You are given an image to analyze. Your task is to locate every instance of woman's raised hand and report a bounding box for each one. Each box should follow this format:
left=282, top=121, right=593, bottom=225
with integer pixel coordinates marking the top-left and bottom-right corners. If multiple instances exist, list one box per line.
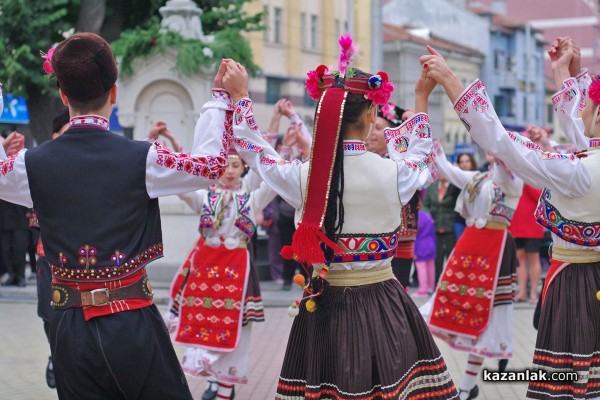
left=223, top=60, right=249, bottom=103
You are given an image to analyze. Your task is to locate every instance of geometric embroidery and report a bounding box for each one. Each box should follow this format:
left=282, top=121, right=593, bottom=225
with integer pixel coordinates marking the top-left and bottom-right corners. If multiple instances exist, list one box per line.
left=175, top=243, right=248, bottom=351
left=430, top=227, right=505, bottom=339
left=535, top=189, right=600, bottom=246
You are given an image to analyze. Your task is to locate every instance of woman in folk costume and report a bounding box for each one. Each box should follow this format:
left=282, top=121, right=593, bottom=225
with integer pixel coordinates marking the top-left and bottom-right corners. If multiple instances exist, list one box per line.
left=420, top=140, right=522, bottom=399
left=369, top=103, right=421, bottom=290
left=421, top=35, right=600, bottom=399
left=223, top=36, right=458, bottom=399
left=166, top=147, right=276, bottom=400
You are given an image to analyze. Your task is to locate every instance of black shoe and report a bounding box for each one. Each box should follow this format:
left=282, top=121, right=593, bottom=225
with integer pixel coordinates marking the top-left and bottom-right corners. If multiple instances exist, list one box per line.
left=202, top=381, right=218, bottom=400
left=498, top=358, right=509, bottom=372
left=458, top=384, right=479, bottom=400
left=2, top=275, right=17, bottom=286
left=46, top=357, right=56, bottom=389
left=16, top=277, right=26, bottom=287
left=282, top=282, right=291, bottom=291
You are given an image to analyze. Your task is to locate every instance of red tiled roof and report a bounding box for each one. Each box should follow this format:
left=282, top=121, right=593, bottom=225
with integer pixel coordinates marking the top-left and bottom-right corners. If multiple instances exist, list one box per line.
left=382, top=23, right=483, bottom=57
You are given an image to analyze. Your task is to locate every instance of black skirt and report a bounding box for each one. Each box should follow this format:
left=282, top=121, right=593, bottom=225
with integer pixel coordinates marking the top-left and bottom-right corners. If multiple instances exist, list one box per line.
left=277, top=278, right=458, bottom=399
left=527, top=261, right=600, bottom=399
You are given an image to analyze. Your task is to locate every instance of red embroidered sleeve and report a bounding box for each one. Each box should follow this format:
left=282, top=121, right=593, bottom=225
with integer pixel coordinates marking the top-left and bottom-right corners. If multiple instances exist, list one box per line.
left=153, top=143, right=228, bottom=180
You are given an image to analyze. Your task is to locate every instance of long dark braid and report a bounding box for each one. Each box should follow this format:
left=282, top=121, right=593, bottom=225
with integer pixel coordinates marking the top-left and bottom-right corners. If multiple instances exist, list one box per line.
left=322, top=74, right=373, bottom=263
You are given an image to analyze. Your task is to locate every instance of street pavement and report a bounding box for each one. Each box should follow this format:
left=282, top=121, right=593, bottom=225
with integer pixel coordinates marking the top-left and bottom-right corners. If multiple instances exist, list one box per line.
left=0, top=278, right=537, bottom=400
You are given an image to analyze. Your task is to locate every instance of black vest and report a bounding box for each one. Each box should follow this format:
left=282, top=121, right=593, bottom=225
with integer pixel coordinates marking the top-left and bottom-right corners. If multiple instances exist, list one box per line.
left=25, top=128, right=162, bottom=282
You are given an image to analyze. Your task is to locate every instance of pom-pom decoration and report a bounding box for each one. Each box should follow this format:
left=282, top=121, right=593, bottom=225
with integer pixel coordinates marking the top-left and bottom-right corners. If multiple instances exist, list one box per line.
left=293, top=274, right=306, bottom=288
left=280, top=245, right=295, bottom=260
left=588, top=75, right=600, bottom=106
left=288, top=302, right=300, bottom=317
left=366, top=71, right=394, bottom=106
left=41, top=46, right=55, bottom=75
left=305, top=299, right=317, bottom=312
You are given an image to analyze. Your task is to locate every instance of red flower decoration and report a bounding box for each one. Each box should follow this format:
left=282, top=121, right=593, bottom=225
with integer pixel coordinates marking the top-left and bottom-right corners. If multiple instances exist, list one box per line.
left=589, top=75, right=600, bottom=106
left=41, top=47, right=55, bottom=74
left=305, top=64, right=328, bottom=100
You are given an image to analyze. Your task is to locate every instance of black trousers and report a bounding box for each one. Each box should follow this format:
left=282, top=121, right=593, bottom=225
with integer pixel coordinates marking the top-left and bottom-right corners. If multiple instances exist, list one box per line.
left=50, top=305, right=192, bottom=400
left=0, top=229, right=29, bottom=279
left=391, top=257, right=412, bottom=288
left=434, top=231, right=456, bottom=285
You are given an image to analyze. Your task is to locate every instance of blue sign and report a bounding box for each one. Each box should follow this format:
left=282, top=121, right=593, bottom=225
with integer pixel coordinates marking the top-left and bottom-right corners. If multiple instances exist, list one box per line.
left=109, top=106, right=123, bottom=133
left=0, top=94, right=30, bottom=124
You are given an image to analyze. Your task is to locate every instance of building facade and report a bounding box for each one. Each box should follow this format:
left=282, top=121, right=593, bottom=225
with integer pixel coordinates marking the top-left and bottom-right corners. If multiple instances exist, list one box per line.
left=245, top=0, right=372, bottom=130
left=383, top=24, right=484, bottom=157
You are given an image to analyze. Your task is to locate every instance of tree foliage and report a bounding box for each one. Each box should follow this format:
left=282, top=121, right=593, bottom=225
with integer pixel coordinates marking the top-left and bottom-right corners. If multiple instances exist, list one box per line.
left=112, top=0, right=263, bottom=78
left=0, top=0, right=79, bottom=96
left=0, top=0, right=262, bottom=142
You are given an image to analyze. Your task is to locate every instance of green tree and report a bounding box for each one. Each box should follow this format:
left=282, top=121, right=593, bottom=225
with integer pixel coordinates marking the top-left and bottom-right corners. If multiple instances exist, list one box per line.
left=0, top=0, right=79, bottom=143
left=1, top=0, right=260, bottom=144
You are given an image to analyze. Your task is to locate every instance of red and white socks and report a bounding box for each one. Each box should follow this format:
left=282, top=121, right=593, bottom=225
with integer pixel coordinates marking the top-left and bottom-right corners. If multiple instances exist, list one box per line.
left=459, top=354, right=484, bottom=399
left=216, top=382, right=235, bottom=399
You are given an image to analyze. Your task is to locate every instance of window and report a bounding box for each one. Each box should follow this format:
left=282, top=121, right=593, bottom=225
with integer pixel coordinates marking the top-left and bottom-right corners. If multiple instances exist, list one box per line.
left=494, top=50, right=505, bottom=70
left=506, top=95, right=515, bottom=117
left=546, top=103, right=554, bottom=125
left=301, top=13, right=306, bottom=48
left=266, top=78, right=282, bottom=104
left=311, top=15, right=318, bottom=49
left=263, top=6, right=269, bottom=41
left=274, top=7, right=282, bottom=44
left=303, top=90, right=316, bottom=107
left=494, top=95, right=505, bottom=117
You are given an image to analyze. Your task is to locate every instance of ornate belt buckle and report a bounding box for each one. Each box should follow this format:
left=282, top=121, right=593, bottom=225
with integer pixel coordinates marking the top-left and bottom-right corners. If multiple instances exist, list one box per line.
left=90, top=288, right=110, bottom=306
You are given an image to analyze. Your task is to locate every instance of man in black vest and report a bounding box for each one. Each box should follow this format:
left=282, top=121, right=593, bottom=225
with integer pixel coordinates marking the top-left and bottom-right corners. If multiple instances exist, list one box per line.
left=0, top=33, right=233, bottom=399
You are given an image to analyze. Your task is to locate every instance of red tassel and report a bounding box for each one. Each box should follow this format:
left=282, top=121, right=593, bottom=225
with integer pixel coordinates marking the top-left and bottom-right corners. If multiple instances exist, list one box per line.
left=280, top=246, right=295, bottom=260
left=290, top=223, right=343, bottom=265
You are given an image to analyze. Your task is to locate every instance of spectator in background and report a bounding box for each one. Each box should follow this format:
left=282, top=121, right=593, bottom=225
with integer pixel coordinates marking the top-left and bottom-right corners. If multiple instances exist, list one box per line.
left=449, top=153, right=477, bottom=240
left=0, top=129, right=29, bottom=287
left=510, top=125, right=554, bottom=304
left=423, top=174, right=459, bottom=285
left=262, top=98, right=312, bottom=290
left=413, top=207, right=436, bottom=296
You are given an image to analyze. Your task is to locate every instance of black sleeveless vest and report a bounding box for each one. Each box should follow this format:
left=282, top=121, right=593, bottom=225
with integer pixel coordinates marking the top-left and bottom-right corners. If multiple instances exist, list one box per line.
left=25, top=128, right=162, bottom=282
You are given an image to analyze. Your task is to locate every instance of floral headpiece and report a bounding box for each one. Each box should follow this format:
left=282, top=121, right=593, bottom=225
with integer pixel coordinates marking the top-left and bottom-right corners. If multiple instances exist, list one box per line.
left=589, top=75, right=600, bottom=106
left=379, top=102, right=407, bottom=127
left=41, top=46, right=55, bottom=75
left=305, top=35, right=394, bottom=106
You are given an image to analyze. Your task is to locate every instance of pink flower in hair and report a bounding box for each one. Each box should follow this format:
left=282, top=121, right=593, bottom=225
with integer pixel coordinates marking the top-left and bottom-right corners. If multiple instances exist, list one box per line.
left=305, top=64, right=328, bottom=100
left=338, top=34, right=358, bottom=77
left=588, top=75, right=600, bottom=105
left=366, top=71, right=394, bottom=105
left=381, top=102, right=398, bottom=121
left=41, top=46, right=55, bottom=74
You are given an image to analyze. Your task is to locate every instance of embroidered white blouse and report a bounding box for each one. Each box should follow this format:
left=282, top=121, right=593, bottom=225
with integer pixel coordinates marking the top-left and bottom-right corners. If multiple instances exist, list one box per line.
left=232, top=97, right=434, bottom=271
left=454, top=78, right=600, bottom=252
left=0, top=88, right=233, bottom=207
left=433, top=144, right=522, bottom=229
left=178, top=179, right=276, bottom=248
